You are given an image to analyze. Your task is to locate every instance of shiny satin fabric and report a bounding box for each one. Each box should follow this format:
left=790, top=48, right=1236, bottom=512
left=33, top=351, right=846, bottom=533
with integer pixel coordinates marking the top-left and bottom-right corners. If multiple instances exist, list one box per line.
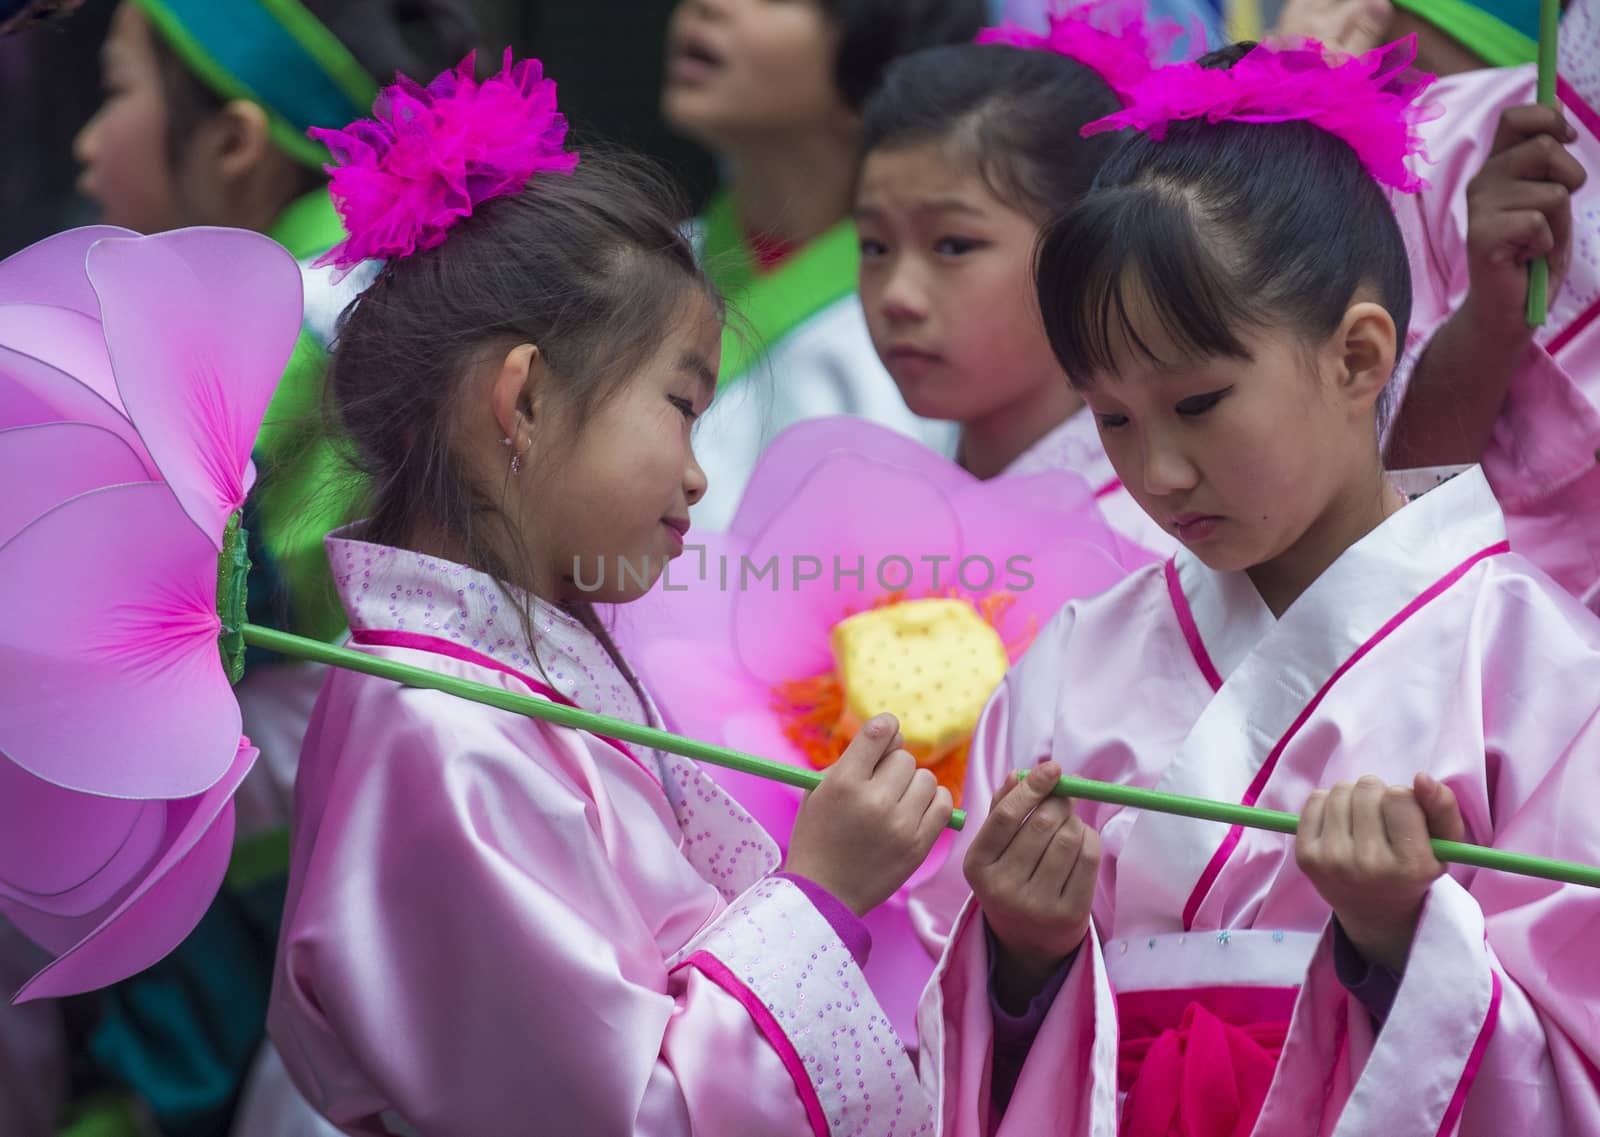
left=267, top=536, right=933, bottom=1137
left=913, top=468, right=1600, bottom=1136
left=1390, top=34, right=1600, bottom=603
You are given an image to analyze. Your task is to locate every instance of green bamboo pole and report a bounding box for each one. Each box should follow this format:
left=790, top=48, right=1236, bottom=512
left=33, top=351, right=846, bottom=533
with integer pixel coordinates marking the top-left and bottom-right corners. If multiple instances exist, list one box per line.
left=242, top=622, right=1600, bottom=888
left=1526, top=0, right=1561, bottom=327
left=243, top=623, right=968, bottom=830
left=1019, top=771, right=1600, bottom=889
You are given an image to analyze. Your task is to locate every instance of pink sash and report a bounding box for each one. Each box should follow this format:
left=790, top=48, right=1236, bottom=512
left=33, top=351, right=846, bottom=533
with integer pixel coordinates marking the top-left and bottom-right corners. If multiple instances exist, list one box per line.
left=1117, top=986, right=1298, bottom=1137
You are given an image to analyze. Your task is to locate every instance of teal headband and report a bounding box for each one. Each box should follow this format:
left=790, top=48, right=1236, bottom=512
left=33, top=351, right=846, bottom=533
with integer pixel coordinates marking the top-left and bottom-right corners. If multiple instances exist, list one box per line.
left=1389, top=0, right=1541, bottom=65
left=133, top=0, right=379, bottom=167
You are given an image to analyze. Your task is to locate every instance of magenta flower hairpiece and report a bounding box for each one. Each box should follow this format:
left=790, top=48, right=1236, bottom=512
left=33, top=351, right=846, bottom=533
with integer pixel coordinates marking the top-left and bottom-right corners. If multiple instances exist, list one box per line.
left=976, top=0, right=1197, bottom=104
left=1081, top=34, right=1441, bottom=193
left=311, top=48, right=580, bottom=270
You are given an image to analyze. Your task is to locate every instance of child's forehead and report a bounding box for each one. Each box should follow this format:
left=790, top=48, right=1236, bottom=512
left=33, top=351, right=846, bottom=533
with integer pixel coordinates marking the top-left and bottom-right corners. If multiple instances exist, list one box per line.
left=856, top=140, right=1008, bottom=216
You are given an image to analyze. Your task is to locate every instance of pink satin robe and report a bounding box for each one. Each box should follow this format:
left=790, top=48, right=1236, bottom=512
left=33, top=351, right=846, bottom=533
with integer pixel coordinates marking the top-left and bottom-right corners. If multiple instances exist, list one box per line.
left=911, top=467, right=1600, bottom=1136
left=267, top=536, right=934, bottom=1137
left=1001, top=408, right=1177, bottom=561
left=1391, top=4, right=1600, bottom=605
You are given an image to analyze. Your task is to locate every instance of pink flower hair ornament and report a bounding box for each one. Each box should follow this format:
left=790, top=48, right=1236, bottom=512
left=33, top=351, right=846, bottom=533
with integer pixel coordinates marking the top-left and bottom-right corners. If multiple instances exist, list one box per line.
left=976, top=0, right=1200, bottom=104
left=1081, top=33, right=1442, bottom=193
left=310, top=48, right=580, bottom=270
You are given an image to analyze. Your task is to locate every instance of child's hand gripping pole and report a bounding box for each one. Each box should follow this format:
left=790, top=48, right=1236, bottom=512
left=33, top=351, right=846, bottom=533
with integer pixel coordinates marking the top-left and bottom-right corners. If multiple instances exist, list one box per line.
left=1015, top=769, right=1600, bottom=889
left=1527, top=0, right=1562, bottom=327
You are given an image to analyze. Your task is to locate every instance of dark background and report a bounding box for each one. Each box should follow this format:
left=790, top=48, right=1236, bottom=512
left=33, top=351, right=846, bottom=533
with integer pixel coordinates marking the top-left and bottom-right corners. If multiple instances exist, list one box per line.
left=0, top=0, right=723, bottom=257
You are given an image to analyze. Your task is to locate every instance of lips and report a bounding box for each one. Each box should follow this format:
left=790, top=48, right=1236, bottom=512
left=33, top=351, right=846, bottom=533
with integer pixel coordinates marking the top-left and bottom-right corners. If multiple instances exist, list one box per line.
left=1169, top=513, right=1222, bottom=542
left=667, top=29, right=726, bottom=83
left=662, top=517, right=691, bottom=549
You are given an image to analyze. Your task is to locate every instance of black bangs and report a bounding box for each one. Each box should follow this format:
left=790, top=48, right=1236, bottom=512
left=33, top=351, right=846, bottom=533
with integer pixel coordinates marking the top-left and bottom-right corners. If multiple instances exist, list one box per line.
left=1036, top=116, right=1413, bottom=389
left=1036, top=183, right=1257, bottom=385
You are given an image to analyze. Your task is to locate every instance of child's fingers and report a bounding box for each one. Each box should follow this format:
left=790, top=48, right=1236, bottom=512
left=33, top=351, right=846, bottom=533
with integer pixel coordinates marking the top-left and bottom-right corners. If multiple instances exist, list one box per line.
left=1479, top=210, right=1556, bottom=266
left=965, top=763, right=1064, bottom=868
left=1490, top=104, right=1577, bottom=155
left=1295, top=788, right=1328, bottom=871
left=1380, top=784, right=1440, bottom=873
left=1414, top=772, right=1467, bottom=843
left=1349, top=775, right=1389, bottom=861
left=901, top=765, right=938, bottom=818
left=1035, top=812, right=1087, bottom=895
left=915, top=785, right=955, bottom=849
left=1058, top=824, right=1102, bottom=916
left=874, top=747, right=919, bottom=799
left=1322, top=782, right=1356, bottom=862
left=832, top=713, right=899, bottom=780
left=1490, top=133, right=1589, bottom=192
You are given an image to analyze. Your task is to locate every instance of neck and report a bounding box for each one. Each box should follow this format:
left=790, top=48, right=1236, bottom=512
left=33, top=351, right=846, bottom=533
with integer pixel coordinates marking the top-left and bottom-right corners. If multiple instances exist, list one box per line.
left=725, top=126, right=859, bottom=246
left=958, top=381, right=1086, bottom=481
left=1247, top=461, right=1405, bottom=617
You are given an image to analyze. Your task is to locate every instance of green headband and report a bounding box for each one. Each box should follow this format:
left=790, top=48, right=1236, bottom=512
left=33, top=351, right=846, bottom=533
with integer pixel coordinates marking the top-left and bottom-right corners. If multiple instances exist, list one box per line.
left=133, top=0, right=379, bottom=168
left=1389, top=0, right=1541, bottom=66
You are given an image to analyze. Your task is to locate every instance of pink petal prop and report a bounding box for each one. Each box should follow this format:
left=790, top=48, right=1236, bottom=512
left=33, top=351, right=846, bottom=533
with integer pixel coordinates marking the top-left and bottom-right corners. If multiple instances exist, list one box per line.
left=5, top=741, right=255, bottom=1002
left=720, top=710, right=818, bottom=845
left=0, top=756, right=164, bottom=913
left=86, top=228, right=304, bottom=546
left=733, top=455, right=963, bottom=683
left=0, top=482, right=240, bottom=798
left=0, top=225, right=136, bottom=313
left=728, top=415, right=971, bottom=538
left=0, top=346, right=153, bottom=470
left=0, top=304, right=123, bottom=417
left=0, top=423, right=149, bottom=547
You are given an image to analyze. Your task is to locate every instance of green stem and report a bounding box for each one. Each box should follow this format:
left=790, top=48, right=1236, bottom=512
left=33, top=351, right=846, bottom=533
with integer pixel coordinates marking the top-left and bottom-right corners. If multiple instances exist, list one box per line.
left=1526, top=0, right=1561, bottom=328
left=242, top=623, right=968, bottom=830
left=1018, top=772, right=1600, bottom=889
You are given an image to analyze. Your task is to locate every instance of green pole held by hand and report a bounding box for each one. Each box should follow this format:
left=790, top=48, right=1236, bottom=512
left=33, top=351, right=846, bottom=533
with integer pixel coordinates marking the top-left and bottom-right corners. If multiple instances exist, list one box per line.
left=1527, top=0, right=1561, bottom=327
left=1016, top=770, right=1600, bottom=890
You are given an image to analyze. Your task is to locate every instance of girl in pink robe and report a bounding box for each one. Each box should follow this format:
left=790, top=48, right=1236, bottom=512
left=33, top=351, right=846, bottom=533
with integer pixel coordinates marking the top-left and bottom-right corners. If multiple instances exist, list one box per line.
left=852, top=15, right=1178, bottom=562
left=1384, top=0, right=1600, bottom=602
left=911, top=36, right=1600, bottom=1137
left=266, top=57, right=955, bottom=1137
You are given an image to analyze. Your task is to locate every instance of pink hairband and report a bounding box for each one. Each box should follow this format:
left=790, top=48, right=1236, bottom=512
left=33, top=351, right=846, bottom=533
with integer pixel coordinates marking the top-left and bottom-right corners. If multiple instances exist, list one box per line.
left=1080, top=34, right=1442, bottom=193
left=976, top=0, right=1200, bottom=104
left=311, top=48, right=580, bottom=271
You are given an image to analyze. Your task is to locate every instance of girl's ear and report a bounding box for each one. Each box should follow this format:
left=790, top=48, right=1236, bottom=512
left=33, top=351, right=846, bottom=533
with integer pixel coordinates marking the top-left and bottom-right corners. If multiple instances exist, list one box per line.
left=1330, top=300, right=1396, bottom=414
left=205, top=99, right=276, bottom=184
left=489, top=343, right=542, bottom=445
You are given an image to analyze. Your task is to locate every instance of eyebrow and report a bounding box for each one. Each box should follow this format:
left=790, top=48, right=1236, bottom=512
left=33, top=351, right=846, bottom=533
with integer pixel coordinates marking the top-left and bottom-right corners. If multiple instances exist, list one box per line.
left=854, top=197, right=987, bottom=222
left=679, top=352, right=717, bottom=395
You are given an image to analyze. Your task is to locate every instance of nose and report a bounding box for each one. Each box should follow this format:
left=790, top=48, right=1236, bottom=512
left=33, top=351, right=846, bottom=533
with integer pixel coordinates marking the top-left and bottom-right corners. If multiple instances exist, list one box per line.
left=877, top=258, right=927, bottom=326
left=73, top=111, right=101, bottom=169
left=1138, top=432, right=1199, bottom=497
left=684, top=447, right=708, bottom=506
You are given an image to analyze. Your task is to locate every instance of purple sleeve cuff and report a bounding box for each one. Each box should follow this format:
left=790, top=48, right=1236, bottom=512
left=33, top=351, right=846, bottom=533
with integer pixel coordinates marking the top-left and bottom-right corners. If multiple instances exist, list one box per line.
left=1332, top=920, right=1401, bottom=1026
left=773, top=872, right=872, bottom=969
left=986, top=921, right=1077, bottom=1113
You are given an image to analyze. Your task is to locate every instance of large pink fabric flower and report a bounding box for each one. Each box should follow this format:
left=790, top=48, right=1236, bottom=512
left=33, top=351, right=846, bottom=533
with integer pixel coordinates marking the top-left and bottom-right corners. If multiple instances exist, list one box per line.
left=616, top=416, right=1155, bottom=1040
left=0, top=224, right=302, bottom=999
left=311, top=49, right=579, bottom=269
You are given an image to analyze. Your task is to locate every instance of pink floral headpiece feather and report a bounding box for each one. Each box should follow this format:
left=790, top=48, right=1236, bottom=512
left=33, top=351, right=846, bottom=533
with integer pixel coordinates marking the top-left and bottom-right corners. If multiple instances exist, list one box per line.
left=975, top=0, right=1197, bottom=104
left=310, top=49, right=580, bottom=269
left=1080, top=34, right=1441, bottom=193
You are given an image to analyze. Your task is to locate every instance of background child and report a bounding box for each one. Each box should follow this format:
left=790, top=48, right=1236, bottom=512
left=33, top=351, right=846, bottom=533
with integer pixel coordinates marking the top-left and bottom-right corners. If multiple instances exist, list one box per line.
left=269, top=55, right=954, bottom=1137
left=854, top=10, right=1178, bottom=559
left=1384, top=0, right=1598, bottom=603
left=659, top=0, right=988, bottom=529
left=908, top=37, right=1600, bottom=1136
left=39, top=3, right=476, bottom=1135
